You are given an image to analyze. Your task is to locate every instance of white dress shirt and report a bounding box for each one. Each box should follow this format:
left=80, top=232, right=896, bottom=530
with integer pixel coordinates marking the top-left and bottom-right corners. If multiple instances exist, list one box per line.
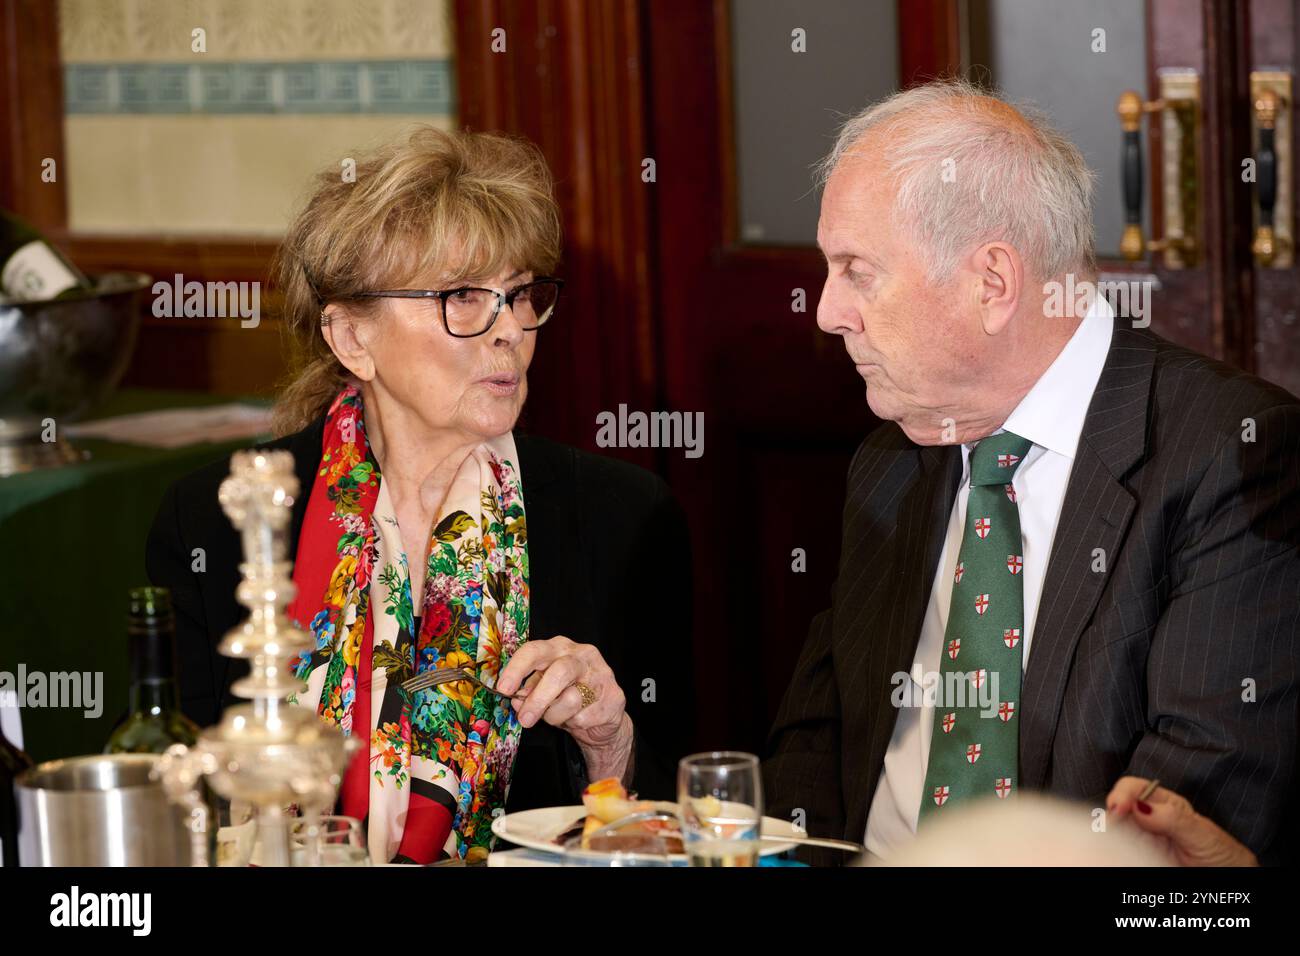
left=863, top=297, right=1115, bottom=859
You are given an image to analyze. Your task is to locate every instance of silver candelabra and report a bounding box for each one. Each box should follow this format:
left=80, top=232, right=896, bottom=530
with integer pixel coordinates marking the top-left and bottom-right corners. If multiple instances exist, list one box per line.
left=157, top=449, right=357, bottom=866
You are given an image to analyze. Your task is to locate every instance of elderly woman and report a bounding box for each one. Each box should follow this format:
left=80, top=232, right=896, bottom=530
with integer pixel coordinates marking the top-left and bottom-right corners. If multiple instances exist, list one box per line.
left=146, top=126, right=692, bottom=864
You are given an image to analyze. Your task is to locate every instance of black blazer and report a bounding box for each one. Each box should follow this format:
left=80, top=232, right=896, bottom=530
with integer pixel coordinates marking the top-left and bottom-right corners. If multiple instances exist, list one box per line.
left=764, top=322, right=1300, bottom=865
left=146, top=420, right=693, bottom=810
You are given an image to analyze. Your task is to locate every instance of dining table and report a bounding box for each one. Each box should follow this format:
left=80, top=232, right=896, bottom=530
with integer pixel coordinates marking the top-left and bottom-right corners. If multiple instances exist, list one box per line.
left=0, top=387, right=272, bottom=762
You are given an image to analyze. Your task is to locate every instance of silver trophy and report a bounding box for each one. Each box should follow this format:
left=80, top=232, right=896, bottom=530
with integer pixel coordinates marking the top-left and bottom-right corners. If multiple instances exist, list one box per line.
left=157, top=449, right=357, bottom=865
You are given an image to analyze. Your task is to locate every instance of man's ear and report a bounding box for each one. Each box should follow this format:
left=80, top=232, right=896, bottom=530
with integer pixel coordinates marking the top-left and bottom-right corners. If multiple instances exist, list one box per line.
left=320, top=305, right=377, bottom=381
left=970, top=242, right=1022, bottom=336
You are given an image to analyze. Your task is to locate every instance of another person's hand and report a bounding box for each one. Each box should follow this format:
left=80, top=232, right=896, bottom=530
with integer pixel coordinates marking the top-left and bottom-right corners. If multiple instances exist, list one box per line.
left=1106, top=776, right=1258, bottom=866
left=497, top=635, right=633, bottom=783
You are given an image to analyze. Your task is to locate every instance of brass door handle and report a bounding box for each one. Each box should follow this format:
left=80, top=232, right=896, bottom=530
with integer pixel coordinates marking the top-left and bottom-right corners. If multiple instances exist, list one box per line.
left=1116, top=72, right=1201, bottom=269
left=1250, top=73, right=1292, bottom=268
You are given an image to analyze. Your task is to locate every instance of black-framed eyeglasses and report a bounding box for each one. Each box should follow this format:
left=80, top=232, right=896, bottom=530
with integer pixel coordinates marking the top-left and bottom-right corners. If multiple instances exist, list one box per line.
left=349, top=277, right=564, bottom=338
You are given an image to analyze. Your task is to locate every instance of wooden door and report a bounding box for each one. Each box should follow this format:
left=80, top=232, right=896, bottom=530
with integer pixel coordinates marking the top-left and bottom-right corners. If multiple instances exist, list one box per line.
left=1248, top=0, right=1300, bottom=397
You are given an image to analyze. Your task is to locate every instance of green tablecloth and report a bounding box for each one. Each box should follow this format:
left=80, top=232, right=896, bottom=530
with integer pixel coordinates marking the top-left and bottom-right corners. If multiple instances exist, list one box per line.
left=0, top=389, right=271, bottom=762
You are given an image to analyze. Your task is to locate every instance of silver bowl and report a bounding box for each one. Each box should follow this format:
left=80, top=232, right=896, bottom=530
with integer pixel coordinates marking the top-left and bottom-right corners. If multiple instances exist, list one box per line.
left=0, top=271, right=151, bottom=475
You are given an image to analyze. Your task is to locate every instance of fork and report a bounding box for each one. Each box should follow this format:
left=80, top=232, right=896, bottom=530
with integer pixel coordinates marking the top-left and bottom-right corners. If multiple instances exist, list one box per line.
left=589, top=810, right=678, bottom=838
left=400, top=665, right=523, bottom=701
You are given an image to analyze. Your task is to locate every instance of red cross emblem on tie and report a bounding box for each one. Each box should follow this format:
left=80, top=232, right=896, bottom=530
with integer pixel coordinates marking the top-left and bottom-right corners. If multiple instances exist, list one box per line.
left=974, top=593, right=990, bottom=615
left=994, top=777, right=1013, bottom=798
left=954, top=561, right=965, bottom=584
left=1005, top=484, right=1017, bottom=503
left=1007, top=554, right=1023, bottom=575
left=997, top=453, right=1021, bottom=468
left=966, top=743, right=981, bottom=764
left=941, top=712, right=956, bottom=734
left=1003, top=627, right=1021, bottom=648
left=998, top=701, right=1016, bottom=722
left=974, top=517, right=991, bottom=538
left=947, top=638, right=961, bottom=660
left=933, top=785, right=950, bottom=806
left=971, top=668, right=988, bottom=690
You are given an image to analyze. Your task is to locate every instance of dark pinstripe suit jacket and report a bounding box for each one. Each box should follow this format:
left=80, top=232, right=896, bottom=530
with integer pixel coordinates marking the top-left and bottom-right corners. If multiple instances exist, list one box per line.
left=764, top=323, right=1300, bottom=865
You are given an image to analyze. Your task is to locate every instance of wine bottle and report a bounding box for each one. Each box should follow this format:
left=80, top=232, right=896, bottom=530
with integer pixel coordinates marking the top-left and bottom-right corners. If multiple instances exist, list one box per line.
left=0, top=209, right=92, bottom=302
left=104, top=587, right=200, bottom=755
left=0, top=723, right=32, bottom=868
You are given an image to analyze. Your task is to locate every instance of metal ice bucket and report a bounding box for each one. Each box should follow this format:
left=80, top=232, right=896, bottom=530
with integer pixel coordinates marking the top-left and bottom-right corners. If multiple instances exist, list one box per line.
left=16, top=754, right=192, bottom=866
left=0, top=271, right=151, bottom=476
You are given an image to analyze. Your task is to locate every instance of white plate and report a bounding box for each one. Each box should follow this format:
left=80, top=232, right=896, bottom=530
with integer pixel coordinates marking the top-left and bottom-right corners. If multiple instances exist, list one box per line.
left=490, top=804, right=799, bottom=861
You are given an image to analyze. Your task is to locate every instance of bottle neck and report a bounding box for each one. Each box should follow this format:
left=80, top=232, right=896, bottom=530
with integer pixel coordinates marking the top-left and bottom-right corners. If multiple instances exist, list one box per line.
left=127, top=625, right=180, bottom=715
left=128, top=676, right=181, bottom=716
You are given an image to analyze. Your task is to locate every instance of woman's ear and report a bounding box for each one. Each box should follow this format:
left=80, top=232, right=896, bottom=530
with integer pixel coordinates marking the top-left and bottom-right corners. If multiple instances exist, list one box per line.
left=320, top=305, right=377, bottom=381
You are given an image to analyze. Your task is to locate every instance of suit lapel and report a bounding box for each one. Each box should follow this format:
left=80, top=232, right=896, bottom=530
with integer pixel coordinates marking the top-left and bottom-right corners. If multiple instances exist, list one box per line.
left=1019, top=325, right=1154, bottom=789
left=844, top=442, right=962, bottom=839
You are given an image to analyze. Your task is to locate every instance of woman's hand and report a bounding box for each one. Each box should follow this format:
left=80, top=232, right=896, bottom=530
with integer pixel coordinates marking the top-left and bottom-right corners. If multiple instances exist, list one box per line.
left=1106, top=776, right=1258, bottom=867
left=497, top=635, right=634, bottom=784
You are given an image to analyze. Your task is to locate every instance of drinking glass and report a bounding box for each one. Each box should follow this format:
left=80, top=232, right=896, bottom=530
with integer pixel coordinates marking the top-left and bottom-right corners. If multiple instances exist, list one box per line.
left=290, top=815, right=369, bottom=867
left=677, top=751, right=763, bottom=866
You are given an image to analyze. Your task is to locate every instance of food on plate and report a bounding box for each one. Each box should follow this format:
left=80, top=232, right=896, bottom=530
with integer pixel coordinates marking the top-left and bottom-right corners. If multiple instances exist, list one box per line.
left=687, top=794, right=723, bottom=820
left=551, top=777, right=684, bottom=854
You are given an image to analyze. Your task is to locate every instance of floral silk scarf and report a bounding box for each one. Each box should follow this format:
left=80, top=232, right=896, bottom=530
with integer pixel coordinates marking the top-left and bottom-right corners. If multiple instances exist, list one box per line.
left=286, top=385, right=529, bottom=863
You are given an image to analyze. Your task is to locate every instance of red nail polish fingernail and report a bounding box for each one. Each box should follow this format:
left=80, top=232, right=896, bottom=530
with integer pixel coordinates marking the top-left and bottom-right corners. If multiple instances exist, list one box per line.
left=1137, top=800, right=1152, bottom=814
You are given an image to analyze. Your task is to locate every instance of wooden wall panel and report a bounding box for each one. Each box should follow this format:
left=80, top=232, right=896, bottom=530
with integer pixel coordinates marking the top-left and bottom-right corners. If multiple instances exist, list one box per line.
left=453, top=0, right=658, bottom=461
left=0, top=0, right=67, bottom=230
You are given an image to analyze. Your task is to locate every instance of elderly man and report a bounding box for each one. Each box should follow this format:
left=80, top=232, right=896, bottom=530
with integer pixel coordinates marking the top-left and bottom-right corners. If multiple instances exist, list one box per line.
left=763, top=80, right=1299, bottom=866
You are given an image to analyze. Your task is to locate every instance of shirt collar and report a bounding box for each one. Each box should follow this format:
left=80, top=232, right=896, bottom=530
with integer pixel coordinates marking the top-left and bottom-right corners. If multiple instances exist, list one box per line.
left=996, top=294, right=1114, bottom=461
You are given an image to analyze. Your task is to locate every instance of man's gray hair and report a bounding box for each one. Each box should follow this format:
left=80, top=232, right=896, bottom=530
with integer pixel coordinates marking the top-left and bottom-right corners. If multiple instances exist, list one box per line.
left=817, top=79, right=1097, bottom=284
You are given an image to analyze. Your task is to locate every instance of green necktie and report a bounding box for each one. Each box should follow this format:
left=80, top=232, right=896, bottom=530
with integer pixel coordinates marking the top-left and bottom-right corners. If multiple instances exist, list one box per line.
left=918, top=431, right=1033, bottom=824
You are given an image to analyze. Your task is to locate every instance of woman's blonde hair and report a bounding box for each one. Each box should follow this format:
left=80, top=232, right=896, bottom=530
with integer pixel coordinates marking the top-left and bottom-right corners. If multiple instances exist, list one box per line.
left=271, top=125, right=563, bottom=435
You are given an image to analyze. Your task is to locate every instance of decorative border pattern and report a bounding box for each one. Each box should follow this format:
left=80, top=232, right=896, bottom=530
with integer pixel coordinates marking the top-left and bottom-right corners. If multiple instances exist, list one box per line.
left=64, top=60, right=454, bottom=114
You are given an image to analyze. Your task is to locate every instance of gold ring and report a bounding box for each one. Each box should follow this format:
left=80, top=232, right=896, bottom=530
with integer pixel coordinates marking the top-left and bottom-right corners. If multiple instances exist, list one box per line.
left=573, top=682, right=597, bottom=709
